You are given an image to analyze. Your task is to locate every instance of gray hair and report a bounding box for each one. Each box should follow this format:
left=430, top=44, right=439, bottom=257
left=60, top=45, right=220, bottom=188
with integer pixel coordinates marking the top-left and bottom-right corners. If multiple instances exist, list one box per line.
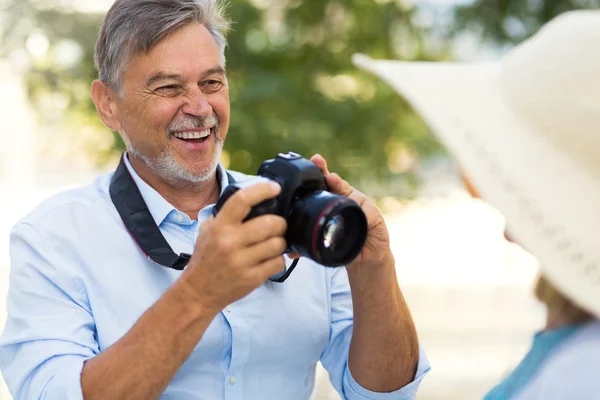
left=94, top=0, right=230, bottom=94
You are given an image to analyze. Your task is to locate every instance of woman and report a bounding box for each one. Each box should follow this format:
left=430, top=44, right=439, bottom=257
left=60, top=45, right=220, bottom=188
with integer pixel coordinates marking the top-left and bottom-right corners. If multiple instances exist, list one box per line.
left=354, top=9, right=600, bottom=400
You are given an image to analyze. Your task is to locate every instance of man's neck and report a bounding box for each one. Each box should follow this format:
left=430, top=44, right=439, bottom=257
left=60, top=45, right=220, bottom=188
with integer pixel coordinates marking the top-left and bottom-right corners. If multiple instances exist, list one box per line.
left=129, top=155, right=221, bottom=221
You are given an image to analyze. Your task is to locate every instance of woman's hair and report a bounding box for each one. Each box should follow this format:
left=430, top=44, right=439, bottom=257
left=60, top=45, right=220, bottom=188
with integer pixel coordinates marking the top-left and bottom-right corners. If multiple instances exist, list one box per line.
left=534, top=274, right=594, bottom=323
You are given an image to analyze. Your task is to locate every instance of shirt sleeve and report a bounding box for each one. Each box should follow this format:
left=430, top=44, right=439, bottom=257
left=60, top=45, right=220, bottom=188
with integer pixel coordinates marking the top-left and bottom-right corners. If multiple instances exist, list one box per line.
left=319, top=267, right=431, bottom=400
left=0, top=223, right=99, bottom=400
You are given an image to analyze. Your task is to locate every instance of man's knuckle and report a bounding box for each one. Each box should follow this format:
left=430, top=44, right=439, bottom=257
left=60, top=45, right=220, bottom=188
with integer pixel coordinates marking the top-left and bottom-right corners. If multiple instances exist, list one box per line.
left=273, top=256, right=286, bottom=272
left=264, top=215, right=286, bottom=233
left=235, top=192, right=248, bottom=205
left=210, top=219, right=225, bottom=234
left=249, top=272, right=266, bottom=287
left=230, top=254, right=244, bottom=268
left=263, top=215, right=278, bottom=227
left=275, top=217, right=287, bottom=232
left=272, top=237, right=286, bottom=252
left=217, top=236, right=235, bottom=253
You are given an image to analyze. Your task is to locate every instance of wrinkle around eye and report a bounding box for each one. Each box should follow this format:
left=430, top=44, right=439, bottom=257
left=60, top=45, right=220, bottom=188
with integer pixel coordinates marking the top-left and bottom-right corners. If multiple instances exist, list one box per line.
left=134, top=88, right=161, bottom=113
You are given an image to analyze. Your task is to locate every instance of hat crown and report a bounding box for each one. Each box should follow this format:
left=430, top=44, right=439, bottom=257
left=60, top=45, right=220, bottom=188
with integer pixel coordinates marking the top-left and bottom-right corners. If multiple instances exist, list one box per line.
left=500, top=10, right=600, bottom=178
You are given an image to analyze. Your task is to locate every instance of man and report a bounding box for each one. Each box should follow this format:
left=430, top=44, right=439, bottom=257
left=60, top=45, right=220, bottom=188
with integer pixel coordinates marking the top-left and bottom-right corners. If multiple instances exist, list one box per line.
left=0, top=1, right=429, bottom=399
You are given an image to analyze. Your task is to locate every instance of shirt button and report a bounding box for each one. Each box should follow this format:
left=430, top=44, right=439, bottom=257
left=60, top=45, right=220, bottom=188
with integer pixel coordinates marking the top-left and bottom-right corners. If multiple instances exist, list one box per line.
left=76, top=279, right=85, bottom=294
left=175, top=213, right=185, bottom=223
left=225, top=306, right=232, bottom=312
left=229, top=375, right=237, bottom=385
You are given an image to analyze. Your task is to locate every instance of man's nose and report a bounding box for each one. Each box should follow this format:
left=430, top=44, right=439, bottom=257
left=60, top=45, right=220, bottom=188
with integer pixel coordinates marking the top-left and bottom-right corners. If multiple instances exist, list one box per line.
left=182, top=87, right=212, bottom=117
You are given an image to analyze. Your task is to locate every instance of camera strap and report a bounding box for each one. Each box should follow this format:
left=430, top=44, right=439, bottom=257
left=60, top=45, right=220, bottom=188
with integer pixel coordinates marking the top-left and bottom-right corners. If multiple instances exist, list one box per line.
left=109, top=154, right=298, bottom=282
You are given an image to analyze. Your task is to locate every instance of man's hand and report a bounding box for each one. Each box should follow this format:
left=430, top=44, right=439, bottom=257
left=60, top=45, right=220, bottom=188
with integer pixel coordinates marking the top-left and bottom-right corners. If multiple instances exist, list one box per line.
left=310, top=154, right=392, bottom=269
left=180, top=181, right=287, bottom=315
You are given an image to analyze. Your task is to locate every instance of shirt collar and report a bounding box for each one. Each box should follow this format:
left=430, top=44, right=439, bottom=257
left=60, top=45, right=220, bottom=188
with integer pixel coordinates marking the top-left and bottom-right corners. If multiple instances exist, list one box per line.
left=123, top=152, right=230, bottom=226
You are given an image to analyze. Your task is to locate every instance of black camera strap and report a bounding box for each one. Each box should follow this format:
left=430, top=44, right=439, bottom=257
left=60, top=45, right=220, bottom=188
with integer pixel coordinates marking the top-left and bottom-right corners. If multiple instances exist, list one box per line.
left=110, top=154, right=200, bottom=270
left=109, top=153, right=298, bottom=282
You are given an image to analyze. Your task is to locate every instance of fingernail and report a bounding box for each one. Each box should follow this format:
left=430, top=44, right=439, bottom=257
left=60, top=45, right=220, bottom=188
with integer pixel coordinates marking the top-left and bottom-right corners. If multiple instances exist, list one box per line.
left=270, top=182, right=281, bottom=193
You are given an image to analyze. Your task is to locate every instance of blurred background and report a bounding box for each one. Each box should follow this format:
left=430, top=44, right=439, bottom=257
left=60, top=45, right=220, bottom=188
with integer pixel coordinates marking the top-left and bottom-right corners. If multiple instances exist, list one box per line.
left=0, top=0, right=598, bottom=399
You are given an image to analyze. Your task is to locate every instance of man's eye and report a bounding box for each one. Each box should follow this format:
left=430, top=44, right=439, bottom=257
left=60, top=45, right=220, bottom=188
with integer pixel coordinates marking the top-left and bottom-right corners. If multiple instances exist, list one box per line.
left=201, top=80, right=223, bottom=93
left=156, top=85, right=179, bottom=94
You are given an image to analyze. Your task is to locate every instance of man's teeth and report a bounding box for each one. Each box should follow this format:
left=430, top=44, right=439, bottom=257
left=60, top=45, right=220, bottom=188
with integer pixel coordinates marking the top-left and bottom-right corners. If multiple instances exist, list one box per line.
left=173, top=129, right=211, bottom=139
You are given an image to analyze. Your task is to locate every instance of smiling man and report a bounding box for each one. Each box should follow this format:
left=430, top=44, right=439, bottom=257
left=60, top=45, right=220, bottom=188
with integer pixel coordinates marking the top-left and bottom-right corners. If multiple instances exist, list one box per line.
left=0, top=1, right=429, bottom=399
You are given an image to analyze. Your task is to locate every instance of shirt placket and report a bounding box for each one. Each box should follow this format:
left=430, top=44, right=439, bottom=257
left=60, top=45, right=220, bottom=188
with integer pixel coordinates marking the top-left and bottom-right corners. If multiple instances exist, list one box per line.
left=222, top=304, right=250, bottom=399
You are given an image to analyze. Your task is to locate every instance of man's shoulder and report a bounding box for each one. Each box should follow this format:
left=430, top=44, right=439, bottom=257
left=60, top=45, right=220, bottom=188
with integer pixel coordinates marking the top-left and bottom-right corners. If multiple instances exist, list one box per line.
left=15, top=172, right=114, bottom=229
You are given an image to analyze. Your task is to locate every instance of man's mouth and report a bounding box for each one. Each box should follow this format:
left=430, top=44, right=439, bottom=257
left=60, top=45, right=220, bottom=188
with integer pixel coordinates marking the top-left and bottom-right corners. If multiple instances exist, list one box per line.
left=171, top=127, right=213, bottom=143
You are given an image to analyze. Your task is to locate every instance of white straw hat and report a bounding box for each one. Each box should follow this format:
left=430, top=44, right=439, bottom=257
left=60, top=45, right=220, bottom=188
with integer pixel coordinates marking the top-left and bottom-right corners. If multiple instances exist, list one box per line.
left=353, top=10, right=600, bottom=318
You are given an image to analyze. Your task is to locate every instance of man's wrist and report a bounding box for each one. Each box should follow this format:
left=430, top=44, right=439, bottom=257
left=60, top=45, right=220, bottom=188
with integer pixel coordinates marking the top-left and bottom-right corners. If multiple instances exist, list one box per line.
left=347, top=249, right=395, bottom=278
left=170, top=275, right=220, bottom=323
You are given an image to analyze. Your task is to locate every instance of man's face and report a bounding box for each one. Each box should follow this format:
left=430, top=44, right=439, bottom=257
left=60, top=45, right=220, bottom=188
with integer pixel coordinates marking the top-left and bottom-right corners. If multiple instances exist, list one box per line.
left=115, top=22, right=230, bottom=185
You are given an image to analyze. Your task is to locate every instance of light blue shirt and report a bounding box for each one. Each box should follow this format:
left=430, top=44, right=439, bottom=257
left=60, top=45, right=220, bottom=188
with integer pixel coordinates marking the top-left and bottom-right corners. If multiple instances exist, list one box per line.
left=484, top=324, right=581, bottom=399
left=497, top=320, right=600, bottom=400
left=0, top=156, right=430, bottom=400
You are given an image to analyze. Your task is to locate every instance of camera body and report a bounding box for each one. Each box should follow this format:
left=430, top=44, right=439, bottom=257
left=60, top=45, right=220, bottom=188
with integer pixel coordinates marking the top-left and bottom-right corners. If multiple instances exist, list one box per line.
left=213, top=152, right=367, bottom=267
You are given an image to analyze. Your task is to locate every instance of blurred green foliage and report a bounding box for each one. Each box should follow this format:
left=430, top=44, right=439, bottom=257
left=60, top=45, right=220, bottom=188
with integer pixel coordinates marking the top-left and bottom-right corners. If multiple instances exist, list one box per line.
left=222, top=0, right=447, bottom=195
left=454, top=0, right=600, bottom=44
left=2, top=0, right=597, bottom=196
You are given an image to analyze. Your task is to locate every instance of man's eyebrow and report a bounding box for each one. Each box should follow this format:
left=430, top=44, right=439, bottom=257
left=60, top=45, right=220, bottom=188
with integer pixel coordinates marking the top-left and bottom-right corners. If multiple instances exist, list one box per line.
left=202, top=67, right=227, bottom=78
left=145, top=72, right=182, bottom=88
left=145, top=67, right=226, bottom=88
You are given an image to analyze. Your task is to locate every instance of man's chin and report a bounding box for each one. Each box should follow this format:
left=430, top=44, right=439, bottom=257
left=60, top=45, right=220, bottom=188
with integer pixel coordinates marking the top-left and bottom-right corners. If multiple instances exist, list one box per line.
left=171, top=167, right=216, bottom=184
left=173, top=161, right=221, bottom=184
left=145, top=142, right=222, bottom=185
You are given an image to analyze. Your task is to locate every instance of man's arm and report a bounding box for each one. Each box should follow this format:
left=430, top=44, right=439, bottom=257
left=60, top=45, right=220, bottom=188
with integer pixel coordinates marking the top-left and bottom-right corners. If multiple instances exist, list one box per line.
left=346, top=252, right=419, bottom=392
left=1, top=182, right=287, bottom=400
left=310, top=154, right=423, bottom=395
left=80, top=279, right=217, bottom=400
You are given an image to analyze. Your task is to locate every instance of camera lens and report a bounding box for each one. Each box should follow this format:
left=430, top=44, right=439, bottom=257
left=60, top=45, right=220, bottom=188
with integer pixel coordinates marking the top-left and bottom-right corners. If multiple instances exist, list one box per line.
left=287, top=191, right=367, bottom=267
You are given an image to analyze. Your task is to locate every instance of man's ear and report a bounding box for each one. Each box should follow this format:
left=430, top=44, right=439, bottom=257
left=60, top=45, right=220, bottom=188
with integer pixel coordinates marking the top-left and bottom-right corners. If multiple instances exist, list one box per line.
left=91, top=80, right=122, bottom=131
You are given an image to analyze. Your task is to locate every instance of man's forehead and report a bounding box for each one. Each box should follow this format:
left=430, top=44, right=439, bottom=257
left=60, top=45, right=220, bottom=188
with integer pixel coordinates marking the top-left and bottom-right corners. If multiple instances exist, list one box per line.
left=124, top=23, right=224, bottom=79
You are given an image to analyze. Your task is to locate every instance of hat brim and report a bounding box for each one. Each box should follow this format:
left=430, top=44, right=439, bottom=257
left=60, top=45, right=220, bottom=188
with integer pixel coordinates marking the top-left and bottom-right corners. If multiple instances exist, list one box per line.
left=353, top=54, right=600, bottom=317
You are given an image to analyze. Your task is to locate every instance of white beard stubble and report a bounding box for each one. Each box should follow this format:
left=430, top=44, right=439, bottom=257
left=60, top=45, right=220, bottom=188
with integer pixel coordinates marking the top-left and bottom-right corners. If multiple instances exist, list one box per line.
left=123, top=114, right=224, bottom=188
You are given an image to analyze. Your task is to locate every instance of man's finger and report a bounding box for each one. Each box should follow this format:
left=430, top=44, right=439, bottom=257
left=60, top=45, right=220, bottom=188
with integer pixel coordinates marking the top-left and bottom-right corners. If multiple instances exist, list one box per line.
left=252, top=255, right=287, bottom=282
left=239, top=215, right=287, bottom=246
left=311, top=155, right=354, bottom=197
left=326, top=173, right=354, bottom=197
left=216, top=181, right=281, bottom=224
left=241, top=237, right=288, bottom=266
left=310, top=154, right=330, bottom=175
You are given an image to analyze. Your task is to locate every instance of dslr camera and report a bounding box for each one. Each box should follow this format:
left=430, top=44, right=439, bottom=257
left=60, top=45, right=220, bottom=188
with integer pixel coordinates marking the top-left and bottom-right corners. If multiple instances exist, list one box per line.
left=213, top=152, right=367, bottom=267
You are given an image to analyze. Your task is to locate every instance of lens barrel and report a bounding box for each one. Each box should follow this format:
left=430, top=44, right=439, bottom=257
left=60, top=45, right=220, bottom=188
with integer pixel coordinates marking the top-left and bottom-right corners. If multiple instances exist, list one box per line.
left=288, top=191, right=367, bottom=267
